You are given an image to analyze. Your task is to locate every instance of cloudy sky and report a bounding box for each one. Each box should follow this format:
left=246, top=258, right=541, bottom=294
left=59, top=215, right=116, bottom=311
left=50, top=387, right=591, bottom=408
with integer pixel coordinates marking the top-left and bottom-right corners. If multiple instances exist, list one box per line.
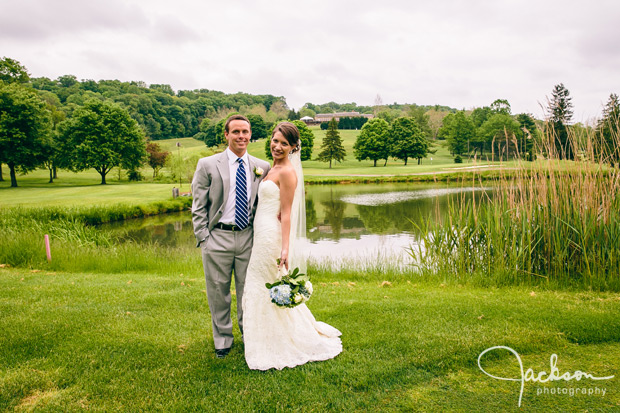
left=2, top=0, right=619, bottom=122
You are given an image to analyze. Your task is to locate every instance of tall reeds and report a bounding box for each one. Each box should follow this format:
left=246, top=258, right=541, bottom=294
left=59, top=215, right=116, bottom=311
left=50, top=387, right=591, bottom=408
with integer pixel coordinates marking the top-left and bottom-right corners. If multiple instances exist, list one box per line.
left=412, top=123, right=620, bottom=290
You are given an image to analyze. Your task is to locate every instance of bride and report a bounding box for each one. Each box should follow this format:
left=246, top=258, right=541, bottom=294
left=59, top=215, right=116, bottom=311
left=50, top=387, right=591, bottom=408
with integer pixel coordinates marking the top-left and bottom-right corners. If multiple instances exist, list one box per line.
left=242, top=122, right=342, bottom=370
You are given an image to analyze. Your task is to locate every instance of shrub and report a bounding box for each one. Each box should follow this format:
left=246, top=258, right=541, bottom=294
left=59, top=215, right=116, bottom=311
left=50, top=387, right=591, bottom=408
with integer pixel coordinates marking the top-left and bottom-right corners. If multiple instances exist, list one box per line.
left=128, top=169, right=143, bottom=181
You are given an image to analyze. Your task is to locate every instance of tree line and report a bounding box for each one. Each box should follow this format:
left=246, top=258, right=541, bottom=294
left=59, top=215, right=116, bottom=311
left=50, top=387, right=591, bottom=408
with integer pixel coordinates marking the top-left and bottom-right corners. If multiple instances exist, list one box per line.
left=29, top=74, right=288, bottom=141
left=318, top=116, right=369, bottom=130
left=436, top=86, right=619, bottom=165
left=0, top=57, right=295, bottom=186
left=437, top=98, right=539, bottom=161
left=1, top=58, right=174, bottom=186
left=2, top=56, right=619, bottom=186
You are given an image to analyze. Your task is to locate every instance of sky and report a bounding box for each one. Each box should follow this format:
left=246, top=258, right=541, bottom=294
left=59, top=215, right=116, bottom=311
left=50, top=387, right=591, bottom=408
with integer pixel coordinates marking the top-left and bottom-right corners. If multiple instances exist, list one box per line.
left=2, top=0, right=619, bottom=122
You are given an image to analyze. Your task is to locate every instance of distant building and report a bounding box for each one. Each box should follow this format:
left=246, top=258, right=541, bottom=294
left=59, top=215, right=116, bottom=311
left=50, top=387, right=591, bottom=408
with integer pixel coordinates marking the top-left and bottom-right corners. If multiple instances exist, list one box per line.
left=314, top=111, right=374, bottom=123
left=299, top=111, right=374, bottom=125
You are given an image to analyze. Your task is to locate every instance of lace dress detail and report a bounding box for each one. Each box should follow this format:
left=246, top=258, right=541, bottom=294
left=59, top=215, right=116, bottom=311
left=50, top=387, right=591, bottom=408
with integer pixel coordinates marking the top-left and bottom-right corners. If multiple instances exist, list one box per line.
left=243, top=180, right=342, bottom=370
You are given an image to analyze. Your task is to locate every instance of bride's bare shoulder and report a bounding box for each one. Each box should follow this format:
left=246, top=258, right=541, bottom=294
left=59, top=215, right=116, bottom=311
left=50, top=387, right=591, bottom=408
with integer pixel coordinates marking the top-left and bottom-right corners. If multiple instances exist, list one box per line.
left=279, top=165, right=297, bottom=189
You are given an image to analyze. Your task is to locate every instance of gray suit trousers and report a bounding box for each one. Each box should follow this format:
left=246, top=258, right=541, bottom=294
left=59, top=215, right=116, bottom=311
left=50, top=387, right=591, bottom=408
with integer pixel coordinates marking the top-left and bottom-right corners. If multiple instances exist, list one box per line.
left=201, top=226, right=253, bottom=350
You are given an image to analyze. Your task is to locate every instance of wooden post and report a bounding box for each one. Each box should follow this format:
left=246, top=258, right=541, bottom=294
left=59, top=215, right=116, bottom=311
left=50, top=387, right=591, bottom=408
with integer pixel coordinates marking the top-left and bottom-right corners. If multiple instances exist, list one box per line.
left=44, top=234, right=51, bottom=262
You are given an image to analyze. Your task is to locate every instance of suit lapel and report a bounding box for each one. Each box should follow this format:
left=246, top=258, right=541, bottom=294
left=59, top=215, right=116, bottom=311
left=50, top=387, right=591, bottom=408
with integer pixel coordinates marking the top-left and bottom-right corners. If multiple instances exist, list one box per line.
left=216, top=151, right=230, bottom=209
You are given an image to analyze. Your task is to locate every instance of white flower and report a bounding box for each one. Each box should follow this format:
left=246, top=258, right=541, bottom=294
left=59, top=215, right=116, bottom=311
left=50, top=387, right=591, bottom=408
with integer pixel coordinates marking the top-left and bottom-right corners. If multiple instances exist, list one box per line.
left=254, top=166, right=264, bottom=177
left=294, top=293, right=303, bottom=303
left=305, top=281, right=313, bottom=295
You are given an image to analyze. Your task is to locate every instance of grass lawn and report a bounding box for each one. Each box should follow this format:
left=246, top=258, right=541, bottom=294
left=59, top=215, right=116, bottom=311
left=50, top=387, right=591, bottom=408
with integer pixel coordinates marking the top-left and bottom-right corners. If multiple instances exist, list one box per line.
left=0, top=174, right=182, bottom=207
left=153, top=128, right=506, bottom=177
left=247, top=127, right=509, bottom=177
left=1, top=267, right=619, bottom=411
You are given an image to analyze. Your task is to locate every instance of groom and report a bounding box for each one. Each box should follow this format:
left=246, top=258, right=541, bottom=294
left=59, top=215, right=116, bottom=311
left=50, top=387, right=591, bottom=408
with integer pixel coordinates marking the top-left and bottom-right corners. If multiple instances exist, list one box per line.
left=191, top=114, right=270, bottom=358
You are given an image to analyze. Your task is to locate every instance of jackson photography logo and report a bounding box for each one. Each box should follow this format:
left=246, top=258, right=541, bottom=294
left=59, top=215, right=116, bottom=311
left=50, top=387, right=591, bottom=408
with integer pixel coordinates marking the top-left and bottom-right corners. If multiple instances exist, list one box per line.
left=477, top=346, right=615, bottom=407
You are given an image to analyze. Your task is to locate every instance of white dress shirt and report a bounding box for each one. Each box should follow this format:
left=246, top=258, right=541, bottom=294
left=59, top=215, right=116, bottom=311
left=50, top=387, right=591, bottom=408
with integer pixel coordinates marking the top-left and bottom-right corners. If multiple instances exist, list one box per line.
left=220, top=148, right=252, bottom=225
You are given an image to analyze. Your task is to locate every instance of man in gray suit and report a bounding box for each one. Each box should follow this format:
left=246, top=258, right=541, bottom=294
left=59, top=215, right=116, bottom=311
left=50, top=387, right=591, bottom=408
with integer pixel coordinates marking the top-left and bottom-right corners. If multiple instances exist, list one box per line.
left=191, top=115, right=270, bottom=358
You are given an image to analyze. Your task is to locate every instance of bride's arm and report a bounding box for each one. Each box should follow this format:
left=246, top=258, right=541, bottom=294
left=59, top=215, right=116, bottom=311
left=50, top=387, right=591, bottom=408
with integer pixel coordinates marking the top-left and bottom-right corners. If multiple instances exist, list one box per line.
left=278, top=167, right=297, bottom=269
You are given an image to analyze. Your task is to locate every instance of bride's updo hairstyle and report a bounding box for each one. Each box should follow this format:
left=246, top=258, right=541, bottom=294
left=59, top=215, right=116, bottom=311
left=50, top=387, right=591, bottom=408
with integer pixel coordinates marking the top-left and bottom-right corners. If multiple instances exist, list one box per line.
left=272, top=122, right=301, bottom=153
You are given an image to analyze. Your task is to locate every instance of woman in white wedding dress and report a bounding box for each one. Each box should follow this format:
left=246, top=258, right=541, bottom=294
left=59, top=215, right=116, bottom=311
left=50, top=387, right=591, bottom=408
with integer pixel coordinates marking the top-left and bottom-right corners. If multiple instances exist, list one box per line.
left=243, top=122, right=342, bottom=370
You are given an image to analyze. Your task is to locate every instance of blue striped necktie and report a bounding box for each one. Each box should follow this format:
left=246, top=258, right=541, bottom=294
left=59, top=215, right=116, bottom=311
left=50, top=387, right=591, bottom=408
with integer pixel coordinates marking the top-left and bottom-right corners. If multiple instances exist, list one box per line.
left=235, top=158, right=249, bottom=229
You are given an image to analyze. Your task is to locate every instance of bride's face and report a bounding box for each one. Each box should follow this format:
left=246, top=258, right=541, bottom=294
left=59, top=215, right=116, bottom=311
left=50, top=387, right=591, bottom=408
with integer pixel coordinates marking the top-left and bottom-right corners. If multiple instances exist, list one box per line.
left=270, top=131, right=292, bottom=160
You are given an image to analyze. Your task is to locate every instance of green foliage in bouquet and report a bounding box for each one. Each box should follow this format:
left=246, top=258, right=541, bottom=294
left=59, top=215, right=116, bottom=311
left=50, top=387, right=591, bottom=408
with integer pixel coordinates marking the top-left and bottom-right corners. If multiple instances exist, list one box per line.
left=265, top=260, right=313, bottom=307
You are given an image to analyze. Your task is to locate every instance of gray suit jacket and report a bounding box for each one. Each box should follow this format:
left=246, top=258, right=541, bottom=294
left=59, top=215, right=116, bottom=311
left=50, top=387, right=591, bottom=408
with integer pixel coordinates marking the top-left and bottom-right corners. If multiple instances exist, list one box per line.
left=191, top=151, right=270, bottom=246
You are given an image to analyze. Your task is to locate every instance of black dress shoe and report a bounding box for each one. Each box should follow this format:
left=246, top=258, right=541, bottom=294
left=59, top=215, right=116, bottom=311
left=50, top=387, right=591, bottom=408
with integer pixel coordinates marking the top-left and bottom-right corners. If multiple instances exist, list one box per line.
left=215, top=347, right=231, bottom=359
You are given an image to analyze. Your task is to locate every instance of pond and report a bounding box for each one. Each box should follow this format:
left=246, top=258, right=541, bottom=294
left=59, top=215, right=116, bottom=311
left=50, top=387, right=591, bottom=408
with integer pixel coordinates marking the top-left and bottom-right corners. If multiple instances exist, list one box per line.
left=100, top=182, right=493, bottom=269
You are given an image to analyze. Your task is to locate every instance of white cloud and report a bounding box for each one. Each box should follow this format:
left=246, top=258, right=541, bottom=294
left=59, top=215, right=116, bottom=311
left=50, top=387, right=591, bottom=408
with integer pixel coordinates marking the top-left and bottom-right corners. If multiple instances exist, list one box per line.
left=3, top=0, right=619, bottom=121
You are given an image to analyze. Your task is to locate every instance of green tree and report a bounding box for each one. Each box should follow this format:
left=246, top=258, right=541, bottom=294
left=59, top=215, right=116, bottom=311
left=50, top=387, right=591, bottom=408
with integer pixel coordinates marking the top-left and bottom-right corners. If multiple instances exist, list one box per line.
left=40, top=135, right=58, bottom=183
left=0, top=57, right=32, bottom=180
left=338, top=117, right=351, bottom=129
left=40, top=94, right=67, bottom=182
left=478, top=114, right=522, bottom=160
left=354, top=118, right=390, bottom=166
left=194, top=117, right=209, bottom=141
left=490, top=99, right=511, bottom=115
left=438, top=111, right=475, bottom=156
left=198, top=117, right=226, bottom=148
left=299, top=107, right=316, bottom=119
left=469, top=107, right=492, bottom=155
left=287, top=109, right=300, bottom=120
left=547, top=83, right=574, bottom=160
left=317, top=119, right=346, bottom=168
left=246, top=114, right=268, bottom=141
left=390, top=117, right=429, bottom=165
left=292, top=120, right=315, bottom=161
left=516, top=113, right=539, bottom=160
left=596, top=93, right=620, bottom=166
left=408, top=106, right=433, bottom=139
left=58, top=100, right=146, bottom=184
left=470, top=106, right=492, bottom=128
left=0, top=57, right=30, bottom=84
left=0, top=83, right=52, bottom=187
left=376, top=108, right=401, bottom=124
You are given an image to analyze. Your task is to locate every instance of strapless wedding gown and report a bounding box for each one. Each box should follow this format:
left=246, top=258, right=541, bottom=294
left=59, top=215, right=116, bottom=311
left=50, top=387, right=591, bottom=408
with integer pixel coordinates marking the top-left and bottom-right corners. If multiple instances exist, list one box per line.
left=242, top=180, right=342, bottom=370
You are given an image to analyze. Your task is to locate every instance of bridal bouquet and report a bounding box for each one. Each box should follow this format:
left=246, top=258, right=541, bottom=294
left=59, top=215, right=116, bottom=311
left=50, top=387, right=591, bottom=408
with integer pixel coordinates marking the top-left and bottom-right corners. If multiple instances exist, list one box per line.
left=265, top=261, right=312, bottom=308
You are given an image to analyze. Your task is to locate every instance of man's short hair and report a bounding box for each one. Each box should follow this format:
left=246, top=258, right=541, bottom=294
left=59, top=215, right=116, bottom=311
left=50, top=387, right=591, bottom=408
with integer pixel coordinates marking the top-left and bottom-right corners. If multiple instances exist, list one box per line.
left=225, top=114, right=251, bottom=133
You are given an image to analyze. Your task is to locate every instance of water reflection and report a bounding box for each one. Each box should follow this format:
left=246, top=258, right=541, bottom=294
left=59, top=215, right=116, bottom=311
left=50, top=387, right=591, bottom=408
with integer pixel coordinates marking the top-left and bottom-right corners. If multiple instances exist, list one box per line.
left=100, top=182, right=493, bottom=269
left=342, top=187, right=490, bottom=206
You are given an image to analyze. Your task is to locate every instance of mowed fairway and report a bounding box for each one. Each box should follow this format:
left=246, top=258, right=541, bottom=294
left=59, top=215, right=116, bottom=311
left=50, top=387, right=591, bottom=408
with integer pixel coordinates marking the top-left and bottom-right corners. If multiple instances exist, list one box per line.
left=0, top=138, right=204, bottom=206
left=0, top=168, right=181, bottom=207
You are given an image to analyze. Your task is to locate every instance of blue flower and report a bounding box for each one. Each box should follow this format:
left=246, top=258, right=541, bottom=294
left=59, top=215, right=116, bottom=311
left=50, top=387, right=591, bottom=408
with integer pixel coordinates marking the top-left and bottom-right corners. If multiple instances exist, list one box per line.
left=270, top=284, right=292, bottom=305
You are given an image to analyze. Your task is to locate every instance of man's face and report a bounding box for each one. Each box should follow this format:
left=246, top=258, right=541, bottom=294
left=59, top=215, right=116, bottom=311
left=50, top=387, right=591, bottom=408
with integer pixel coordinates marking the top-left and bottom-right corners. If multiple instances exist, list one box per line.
left=225, top=120, right=251, bottom=156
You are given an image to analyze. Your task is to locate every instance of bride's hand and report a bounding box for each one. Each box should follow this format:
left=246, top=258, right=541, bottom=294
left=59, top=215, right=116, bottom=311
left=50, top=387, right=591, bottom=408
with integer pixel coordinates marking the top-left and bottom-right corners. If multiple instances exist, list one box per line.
left=279, top=249, right=288, bottom=270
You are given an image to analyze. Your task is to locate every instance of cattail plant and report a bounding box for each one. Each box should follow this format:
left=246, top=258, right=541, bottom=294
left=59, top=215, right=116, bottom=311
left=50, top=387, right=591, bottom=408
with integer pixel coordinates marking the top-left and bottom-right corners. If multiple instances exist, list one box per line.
left=412, top=122, right=620, bottom=291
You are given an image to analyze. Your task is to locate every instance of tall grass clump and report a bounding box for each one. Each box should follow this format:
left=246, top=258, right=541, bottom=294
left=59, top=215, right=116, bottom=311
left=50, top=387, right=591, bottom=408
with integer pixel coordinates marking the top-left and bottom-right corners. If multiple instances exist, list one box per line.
left=412, top=124, right=620, bottom=291
left=0, top=197, right=194, bottom=271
